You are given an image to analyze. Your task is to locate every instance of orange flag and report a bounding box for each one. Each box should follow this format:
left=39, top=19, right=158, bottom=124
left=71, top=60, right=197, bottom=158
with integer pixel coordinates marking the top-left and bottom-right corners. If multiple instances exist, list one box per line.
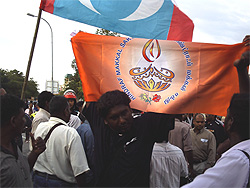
left=71, top=32, right=246, bottom=116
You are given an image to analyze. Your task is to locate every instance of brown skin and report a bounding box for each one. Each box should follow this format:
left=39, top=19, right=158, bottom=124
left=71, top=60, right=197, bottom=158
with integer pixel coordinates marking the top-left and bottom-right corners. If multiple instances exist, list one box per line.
left=205, top=114, right=215, bottom=124
left=52, top=102, right=71, bottom=123
left=193, top=114, right=205, bottom=134
left=68, top=99, right=75, bottom=109
left=216, top=35, right=250, bottom=160
left=104, top=105, right=133, bottom=134
left=28, top=133, right=46, bottom=170
left=233, top=35, right=250, bottom=94
left=0, top=108, right=46, bottom=170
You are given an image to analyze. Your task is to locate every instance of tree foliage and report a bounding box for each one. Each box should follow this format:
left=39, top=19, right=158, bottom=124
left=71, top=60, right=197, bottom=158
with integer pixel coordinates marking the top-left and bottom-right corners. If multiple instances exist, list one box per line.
left=60, top=29, right=120, bottom=101
left=59, top=59, right=84, bottom=100
left=95, top=29, right=120, bottom=37
left=0, top=68, right=39, bottom=99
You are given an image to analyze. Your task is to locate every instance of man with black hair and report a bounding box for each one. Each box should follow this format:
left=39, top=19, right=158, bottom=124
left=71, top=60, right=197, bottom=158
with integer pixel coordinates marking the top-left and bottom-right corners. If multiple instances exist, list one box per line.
left=169, top=114, right=194, bottom=177
left=33, top=96, right=90, bottom=187
left=150, top=128, right=188, bottom=188
left=31, top=91, right=54, bottom=135
left=82, top=90, right=174, bottom=187
left=205, top=114, right=228, bottom=148
left=0, top=94, right=46, bottom=187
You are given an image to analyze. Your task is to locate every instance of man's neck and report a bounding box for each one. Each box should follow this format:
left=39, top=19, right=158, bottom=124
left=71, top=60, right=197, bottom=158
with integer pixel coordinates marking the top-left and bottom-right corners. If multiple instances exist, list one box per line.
left=229, top=132, right=243, bottom=147
left=194, top=128, right=202, bottom=134
left=0, top=129, right=15, bottom=153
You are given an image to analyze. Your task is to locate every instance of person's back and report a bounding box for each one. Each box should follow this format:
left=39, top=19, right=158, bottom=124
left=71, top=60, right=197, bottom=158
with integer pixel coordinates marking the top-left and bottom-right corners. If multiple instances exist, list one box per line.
left=169, top=118, right=192, bottom=152
left=183, top=94, right=250, bottom=188
left=150, top=142, right=188, bottom=188
left=31, top=91, right=54, bottom=135
left=33, top=96, right=90, bottom=187
left=205, top=114, right=228, bottom=148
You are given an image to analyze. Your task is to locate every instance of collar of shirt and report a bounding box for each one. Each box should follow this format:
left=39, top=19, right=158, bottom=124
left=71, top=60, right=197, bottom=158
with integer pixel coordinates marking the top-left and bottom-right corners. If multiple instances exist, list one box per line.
left=192, top=127, right=205, bottom=135
left=49, top=117, right=68, bottom=126
left=39, top=108, right=50, bottom=117
left=175, top=118, right=181, bottom=122
left=224, top=139, right=250, bottom=155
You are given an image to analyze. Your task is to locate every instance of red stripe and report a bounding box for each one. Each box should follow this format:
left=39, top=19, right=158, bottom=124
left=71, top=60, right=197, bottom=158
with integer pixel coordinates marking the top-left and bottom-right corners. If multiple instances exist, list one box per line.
left=167, top=5, right=194, bottom=41
left=40, top=0, right=55, bottom=14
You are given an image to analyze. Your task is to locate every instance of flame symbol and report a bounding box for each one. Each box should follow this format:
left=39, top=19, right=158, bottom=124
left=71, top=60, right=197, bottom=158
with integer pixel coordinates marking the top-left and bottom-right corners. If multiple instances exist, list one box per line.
left=129, top=39, right=174, bottom=92
left=142, top=39, right=161, bottom=62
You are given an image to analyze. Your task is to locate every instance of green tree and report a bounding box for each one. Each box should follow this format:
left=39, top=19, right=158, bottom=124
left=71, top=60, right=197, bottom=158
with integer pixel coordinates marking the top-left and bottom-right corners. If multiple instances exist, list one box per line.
left=0, top=68, right=39, bottom=99
left=59, top=59, right=84, bottom=100
left=60, top=29, right=120, bottom=101
left=95, top=29, right=120, bottom=37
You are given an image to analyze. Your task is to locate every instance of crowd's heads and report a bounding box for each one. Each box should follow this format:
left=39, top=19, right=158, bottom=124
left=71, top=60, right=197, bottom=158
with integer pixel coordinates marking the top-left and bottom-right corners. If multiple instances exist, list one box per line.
left=1, top=94, right=25, bottom=128
left=49, top=96, right=71, bottom=123
left=225, top=93, right=250, bottom=140
left=96, top=90, right=131, bottom=119
left=193, top=113, right=206, bottom=131
left=38, top=91, right=54, bottom=109
left=206, top=114, right=216, bottom=122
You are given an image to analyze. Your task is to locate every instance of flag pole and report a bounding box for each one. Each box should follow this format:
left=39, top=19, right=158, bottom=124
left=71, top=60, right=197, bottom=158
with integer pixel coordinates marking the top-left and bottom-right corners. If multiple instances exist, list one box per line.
left=21, top=8, right=43, bottom=100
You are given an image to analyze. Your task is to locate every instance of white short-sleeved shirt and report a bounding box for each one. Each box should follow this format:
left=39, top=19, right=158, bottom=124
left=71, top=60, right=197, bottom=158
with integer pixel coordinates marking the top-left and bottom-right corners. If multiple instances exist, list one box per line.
left=182, top=139, right=250, bottom=188
left=33, top=117, right=89, bottom=183
left=150, top=142, right=188, bottom=188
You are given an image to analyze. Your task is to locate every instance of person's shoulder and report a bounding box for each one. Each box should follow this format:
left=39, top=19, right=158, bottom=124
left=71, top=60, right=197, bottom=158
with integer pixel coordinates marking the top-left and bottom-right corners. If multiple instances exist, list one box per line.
left=62, top=125, right=80, bottom=136
left=204, top=128, right=216, bottom=138
left=168, top=142, right=182, bottom=151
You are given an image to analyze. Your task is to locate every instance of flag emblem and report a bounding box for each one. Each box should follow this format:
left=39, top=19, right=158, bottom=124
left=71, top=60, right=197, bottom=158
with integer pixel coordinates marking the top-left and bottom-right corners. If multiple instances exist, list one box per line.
left=129, top=39, right=175, bottom=92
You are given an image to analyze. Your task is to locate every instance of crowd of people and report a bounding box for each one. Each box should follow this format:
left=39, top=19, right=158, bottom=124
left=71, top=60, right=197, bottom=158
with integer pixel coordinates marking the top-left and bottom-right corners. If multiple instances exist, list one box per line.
left=0, top=35, right=249, bottom=187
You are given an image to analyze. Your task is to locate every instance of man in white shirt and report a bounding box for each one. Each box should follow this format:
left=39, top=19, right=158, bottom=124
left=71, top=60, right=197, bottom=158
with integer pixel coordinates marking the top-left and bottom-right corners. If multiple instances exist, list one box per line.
left=31, top=91, right=54, bottom=135
left=182, top=93, right=250, bottom=188
left=150, top=136, right=188, bottom=187
left=33, top=96, right=90, bottom=187
left=182, top=45, right=250, bottom=187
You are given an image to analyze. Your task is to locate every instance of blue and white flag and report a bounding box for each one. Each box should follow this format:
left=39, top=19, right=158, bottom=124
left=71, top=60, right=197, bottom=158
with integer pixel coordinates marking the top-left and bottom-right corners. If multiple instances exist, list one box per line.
left=41, top=0, right=194, bottom=41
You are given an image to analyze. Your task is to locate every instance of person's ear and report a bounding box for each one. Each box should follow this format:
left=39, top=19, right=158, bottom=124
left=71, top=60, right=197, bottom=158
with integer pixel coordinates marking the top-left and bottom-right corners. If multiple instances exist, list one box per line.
left=44, top=101, right=50, bottom=111
left=226, top=117, right=234, bottom=132
left=10, top=116, right=16, bottom=128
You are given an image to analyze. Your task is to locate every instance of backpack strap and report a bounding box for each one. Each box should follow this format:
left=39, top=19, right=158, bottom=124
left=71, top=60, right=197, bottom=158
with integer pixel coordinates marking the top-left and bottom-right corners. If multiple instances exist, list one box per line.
left=238, top=149, right=250, bottom=188
left=44, top=123, right=63, bottom=143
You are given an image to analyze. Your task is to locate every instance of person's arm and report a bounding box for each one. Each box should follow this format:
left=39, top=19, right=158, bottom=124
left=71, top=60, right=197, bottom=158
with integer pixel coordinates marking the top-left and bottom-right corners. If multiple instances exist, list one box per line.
left=75, top=170, right=94, bottom=187
left=28, top=133, right=46, bottom=170
left=234, top=35, right=250, bottom=93
left=205, top=134, right=216, bottom=169
left=184, top=150, right=194, bottom=178
left=216, top=138, right=230, bottom=161
left=182, top=128, right=194, bottom=177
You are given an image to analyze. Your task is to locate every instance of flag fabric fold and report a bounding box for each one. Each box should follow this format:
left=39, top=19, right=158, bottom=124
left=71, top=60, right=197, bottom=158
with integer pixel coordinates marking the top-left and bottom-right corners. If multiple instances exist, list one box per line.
left=40, top=0, right=194, bottom=41
left=71, top=32, right=246, bottom=116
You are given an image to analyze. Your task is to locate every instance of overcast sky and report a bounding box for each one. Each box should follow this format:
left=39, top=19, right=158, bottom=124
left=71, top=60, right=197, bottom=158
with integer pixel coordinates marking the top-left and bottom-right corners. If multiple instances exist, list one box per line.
left=1, top=0, right=250, bottom=93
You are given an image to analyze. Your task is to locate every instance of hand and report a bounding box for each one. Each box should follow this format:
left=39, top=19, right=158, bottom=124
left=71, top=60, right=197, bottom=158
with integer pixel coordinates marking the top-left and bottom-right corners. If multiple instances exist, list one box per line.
left=234, top=51, right=250, bottom=69
left=243, top=35, right=250, bottom=46
left=30, top=133, right=46, bottom=155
